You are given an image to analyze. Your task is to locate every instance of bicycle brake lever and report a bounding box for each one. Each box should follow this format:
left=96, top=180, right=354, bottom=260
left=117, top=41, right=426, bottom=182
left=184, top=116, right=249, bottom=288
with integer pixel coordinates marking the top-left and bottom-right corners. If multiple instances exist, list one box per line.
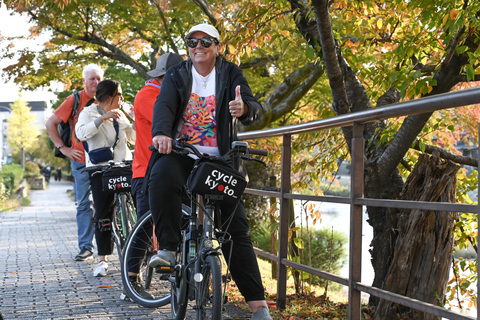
left=241, top=155, right=267, bottom=167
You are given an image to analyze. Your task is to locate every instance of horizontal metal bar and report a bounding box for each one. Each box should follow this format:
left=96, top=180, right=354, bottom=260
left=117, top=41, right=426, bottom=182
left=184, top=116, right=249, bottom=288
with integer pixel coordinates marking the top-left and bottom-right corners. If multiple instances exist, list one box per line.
left=283, top=193, right=352, bottom=204
left=357, top=198, right=479, bottom=214
left=281, top=258, right=350, bottom=286
left=244, top=188, right=280, bottom=198
left=239, top=87, right=480, bottom=140
left=253, top=247, right=279, bottom=263
left=355, top=282, right=475, bottom=320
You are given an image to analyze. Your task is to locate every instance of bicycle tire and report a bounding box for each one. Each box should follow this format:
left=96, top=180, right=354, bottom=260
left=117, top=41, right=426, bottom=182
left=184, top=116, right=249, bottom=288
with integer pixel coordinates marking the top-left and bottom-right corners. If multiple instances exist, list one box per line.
left=171, top=242, right=188, bottom=320
left=121, top=206, right=190, bottom=308
left=120, top=192, right=137, bottom=239
left=197, top=254, right=223, bottom=320
left=113, top=194, right=126, bottom=259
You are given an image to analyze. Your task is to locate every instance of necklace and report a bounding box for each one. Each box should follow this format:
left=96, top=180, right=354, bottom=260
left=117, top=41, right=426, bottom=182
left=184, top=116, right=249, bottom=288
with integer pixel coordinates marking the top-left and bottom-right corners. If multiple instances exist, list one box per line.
left=198, top=71, right=213, bottom=89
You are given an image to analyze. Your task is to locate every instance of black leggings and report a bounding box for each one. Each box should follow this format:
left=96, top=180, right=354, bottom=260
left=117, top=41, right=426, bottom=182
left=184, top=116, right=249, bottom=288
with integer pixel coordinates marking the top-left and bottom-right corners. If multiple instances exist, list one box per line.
left=148, top=152, right=266, bottom=302
left=89, top=173, right=115, bottom=256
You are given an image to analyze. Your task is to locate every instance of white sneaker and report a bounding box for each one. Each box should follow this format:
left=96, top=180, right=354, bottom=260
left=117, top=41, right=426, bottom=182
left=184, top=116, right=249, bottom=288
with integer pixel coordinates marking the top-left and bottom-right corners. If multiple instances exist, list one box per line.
left=251, top=306, right=272, bottom=320
left=93, top=261, right=108, bottom=277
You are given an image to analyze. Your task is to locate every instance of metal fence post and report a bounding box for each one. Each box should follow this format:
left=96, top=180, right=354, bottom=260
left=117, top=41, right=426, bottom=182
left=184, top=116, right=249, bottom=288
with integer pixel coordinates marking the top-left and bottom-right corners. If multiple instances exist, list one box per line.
left=349, top=122, right=364, bottom=320
left=277, top=133, right=291, bottom=310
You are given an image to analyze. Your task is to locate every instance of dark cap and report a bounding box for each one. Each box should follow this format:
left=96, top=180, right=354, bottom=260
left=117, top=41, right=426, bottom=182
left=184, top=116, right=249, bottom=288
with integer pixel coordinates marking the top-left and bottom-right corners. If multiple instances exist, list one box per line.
left=147, top=53, right=184, bottom=78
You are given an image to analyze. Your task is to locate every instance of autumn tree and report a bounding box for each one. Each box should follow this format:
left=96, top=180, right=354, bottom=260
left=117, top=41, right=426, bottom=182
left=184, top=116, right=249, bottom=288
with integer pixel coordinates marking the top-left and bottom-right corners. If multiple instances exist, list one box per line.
left=7, top=96, right=40, bottom=169
left=2, top=0, right=480, bottom=318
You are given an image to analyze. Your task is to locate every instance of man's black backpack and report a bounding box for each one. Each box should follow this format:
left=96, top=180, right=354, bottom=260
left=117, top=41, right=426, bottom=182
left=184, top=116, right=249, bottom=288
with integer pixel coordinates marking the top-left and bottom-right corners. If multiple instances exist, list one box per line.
left=54, top=91, right=81, bottom=158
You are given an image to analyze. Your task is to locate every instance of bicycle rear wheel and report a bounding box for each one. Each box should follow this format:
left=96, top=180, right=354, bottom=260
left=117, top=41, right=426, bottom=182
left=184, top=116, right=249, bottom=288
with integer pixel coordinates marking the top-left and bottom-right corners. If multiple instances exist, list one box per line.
left=121, top=206, right=190, bottom=308
left=196, top=254, right=223, bottom=320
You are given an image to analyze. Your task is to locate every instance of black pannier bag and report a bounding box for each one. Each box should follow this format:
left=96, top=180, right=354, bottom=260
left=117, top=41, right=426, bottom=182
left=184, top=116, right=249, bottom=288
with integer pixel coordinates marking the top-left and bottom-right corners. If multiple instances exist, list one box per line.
left=186, top=158, right=247, bottom=207
left=102, top=166, right=132, bottom=194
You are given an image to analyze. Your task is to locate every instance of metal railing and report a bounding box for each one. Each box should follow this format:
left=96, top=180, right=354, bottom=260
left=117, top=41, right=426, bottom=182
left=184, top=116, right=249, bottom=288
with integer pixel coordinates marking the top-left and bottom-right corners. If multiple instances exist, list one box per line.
left=238, top=87, right=480, bottom=320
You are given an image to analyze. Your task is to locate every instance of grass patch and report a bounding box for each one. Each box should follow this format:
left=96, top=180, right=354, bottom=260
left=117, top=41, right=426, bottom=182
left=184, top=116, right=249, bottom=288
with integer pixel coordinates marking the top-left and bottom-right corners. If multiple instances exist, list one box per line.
left=224, top=258, right=374, bottom=319
left=21, top=196, right=31, bottom=206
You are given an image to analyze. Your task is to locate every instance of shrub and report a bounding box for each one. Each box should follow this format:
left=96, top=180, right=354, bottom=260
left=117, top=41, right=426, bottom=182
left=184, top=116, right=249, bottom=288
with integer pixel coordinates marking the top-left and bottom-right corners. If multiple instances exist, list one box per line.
left=293, top=228, right=348, bottom=287
left=1, top=163, right=24, bottom=188
left=251, top=221, right=348, bottom=289
left=24, top=161, right=41, bottom=178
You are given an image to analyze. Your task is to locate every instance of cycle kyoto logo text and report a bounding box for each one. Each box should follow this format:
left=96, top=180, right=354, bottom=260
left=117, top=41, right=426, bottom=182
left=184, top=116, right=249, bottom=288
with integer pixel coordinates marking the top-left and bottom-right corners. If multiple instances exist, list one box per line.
left=106, top=176, right=130, bottom=191
left=204, top=169, right=239, bottom=198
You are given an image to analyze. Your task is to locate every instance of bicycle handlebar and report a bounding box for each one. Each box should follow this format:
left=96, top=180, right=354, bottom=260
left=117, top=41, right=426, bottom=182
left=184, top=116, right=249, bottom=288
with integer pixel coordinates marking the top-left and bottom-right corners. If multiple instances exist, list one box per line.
left=148, top=135, right=268, bottom=165
left=83, top=159, right=133, bottom=175
left=172, top=135, right=268, bottom=163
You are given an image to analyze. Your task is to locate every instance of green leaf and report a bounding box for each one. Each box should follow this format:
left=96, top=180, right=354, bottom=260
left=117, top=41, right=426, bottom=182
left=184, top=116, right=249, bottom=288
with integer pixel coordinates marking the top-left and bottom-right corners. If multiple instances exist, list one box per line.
left=306, top=46, right=315, bottom=59
left=419, top=140, right=425, bottom=152
left=466, top=65, right=475, bottom=81
left=293, top=237, right=304, bottom=249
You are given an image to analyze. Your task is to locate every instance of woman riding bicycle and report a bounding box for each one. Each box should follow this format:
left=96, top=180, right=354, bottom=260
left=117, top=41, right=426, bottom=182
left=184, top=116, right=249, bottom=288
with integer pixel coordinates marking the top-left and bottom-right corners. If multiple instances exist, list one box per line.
left=147, top=24, right=272, bottom=320
left=76, top=79, right=135, bottom=277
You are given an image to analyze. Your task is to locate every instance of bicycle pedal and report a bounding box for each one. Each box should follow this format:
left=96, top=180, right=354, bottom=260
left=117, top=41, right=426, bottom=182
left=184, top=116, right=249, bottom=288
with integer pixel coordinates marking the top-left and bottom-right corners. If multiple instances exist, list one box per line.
left=155, top=265, right=174, bottom=273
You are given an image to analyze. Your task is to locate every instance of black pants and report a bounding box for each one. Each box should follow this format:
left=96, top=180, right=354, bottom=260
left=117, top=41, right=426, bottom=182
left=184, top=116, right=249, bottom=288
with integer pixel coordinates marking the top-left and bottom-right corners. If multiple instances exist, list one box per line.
left=89, top=173, right=115, bottom=256
left=128, top=177, right=151, bottom=274
left=148, top=152, right=265, bottom=302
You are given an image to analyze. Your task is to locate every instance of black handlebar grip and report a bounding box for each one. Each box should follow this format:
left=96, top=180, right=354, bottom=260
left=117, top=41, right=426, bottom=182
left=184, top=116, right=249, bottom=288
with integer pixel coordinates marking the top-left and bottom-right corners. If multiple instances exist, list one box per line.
left=248, top=148, right=268, bottom=156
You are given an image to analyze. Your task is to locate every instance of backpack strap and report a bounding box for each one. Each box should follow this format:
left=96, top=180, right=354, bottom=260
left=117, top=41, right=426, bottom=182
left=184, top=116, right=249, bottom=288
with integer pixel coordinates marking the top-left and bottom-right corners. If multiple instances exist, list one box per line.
left=69, top=91, right=81, bottom=127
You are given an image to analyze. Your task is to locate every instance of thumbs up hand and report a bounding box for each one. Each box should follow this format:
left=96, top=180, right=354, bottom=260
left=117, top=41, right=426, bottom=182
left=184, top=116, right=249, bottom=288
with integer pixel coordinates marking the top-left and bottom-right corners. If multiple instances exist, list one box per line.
left=229, top=85, right=245, bottom=118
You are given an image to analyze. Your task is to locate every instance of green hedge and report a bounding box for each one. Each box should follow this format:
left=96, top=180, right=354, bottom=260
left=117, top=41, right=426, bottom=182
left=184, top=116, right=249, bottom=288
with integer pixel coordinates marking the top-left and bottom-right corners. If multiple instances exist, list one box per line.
left=0, top=173, right=14, bottom=191
left=1, top=163, right=24, bottom=190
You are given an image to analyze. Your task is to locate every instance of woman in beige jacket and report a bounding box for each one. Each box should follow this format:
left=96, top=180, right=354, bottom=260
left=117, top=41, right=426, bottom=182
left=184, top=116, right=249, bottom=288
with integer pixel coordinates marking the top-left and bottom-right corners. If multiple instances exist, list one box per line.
left=75, top=79, right=135, bottom=277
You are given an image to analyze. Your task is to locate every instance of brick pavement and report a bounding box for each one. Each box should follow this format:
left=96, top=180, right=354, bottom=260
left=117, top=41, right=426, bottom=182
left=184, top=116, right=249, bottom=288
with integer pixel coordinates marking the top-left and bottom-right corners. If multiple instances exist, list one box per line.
left=0, top=179, right=251, bottom=319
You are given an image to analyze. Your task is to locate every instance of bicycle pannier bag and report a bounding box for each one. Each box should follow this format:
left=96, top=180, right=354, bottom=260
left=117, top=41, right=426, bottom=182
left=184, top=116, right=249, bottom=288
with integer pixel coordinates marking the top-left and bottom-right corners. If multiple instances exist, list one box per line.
left=186, top=159, right=247, bottom=206
left=102, top=166, right=132, bottom=194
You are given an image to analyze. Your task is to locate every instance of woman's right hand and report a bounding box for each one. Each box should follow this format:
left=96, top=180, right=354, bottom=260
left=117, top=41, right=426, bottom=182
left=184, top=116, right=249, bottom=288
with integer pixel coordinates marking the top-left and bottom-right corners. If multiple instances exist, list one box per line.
left=100, top=109, right=122, bottom=121
left=153, top=135, right=172, bottom=154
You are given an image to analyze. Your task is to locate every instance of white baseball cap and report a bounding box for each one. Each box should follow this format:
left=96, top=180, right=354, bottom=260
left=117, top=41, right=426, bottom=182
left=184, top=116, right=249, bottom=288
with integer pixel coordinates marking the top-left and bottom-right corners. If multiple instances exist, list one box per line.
left=185, top=24, right=220, bottom=41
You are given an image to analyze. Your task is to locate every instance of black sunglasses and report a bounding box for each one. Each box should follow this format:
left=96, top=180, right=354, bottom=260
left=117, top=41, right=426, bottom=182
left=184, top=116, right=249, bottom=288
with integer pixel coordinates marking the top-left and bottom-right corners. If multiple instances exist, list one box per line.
left=186, top=37, right=219, bottom=48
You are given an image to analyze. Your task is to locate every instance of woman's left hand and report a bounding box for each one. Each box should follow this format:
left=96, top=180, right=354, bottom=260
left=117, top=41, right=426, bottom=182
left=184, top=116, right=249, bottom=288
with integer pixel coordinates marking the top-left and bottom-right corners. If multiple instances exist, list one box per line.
left=229, top=85, right=246, bottom=118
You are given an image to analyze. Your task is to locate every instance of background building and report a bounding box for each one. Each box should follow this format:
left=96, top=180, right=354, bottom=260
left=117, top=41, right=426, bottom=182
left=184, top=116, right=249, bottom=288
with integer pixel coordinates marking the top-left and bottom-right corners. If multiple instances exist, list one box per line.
left=0, top=101, right=48, bottom=165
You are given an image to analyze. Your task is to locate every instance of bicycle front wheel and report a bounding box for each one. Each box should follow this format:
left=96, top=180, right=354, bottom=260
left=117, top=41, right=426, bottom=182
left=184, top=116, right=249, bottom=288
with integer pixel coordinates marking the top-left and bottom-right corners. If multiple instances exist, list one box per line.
left=197, top=254, right=223, bottom=320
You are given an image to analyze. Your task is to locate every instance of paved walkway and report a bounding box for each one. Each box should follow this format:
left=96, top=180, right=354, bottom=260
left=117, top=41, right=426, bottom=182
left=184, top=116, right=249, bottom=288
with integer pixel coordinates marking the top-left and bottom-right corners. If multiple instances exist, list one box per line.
left=0, top=179, right=251, bottom=319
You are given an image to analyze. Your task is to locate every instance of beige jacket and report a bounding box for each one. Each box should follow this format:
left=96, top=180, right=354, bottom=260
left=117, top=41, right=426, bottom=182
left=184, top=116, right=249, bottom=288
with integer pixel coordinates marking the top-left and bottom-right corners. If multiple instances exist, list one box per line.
left=75, top=104, right=135, bottom=167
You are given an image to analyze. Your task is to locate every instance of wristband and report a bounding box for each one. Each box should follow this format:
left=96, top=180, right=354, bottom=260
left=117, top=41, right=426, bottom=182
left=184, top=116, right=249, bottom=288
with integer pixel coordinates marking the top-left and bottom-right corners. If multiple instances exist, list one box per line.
left=57, top=144, right=65, bottom=149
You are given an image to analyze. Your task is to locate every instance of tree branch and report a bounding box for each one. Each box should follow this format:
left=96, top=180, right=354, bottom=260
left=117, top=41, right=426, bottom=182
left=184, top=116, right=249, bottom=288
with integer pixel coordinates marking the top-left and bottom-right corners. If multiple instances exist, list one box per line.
left=311, top=0, right=350, bottom=115
left=192, top=0, right=217, bottom=26
left=241, top=63, right=324, bottom=131
left=151, top=0, right=179, bottom=55
left=239, top=55, right=280, bottom=69
left=411, top=142, right=477, bottom=167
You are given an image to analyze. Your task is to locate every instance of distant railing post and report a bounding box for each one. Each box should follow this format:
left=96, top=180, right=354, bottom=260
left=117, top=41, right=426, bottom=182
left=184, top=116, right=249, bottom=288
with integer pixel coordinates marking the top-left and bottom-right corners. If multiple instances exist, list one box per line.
left=269, top=175, right=278, bottom=279
left=477, top=123, right=479, bottom=320
left=349, top=122, right=365, bottom=320
left=277, top=133, right=292, bottom=310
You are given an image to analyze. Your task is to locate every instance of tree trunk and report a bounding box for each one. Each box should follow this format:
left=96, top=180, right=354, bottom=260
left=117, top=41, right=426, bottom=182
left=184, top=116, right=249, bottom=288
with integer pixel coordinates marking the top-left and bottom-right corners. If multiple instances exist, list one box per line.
left=374, top=153, right=459, bottom=320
